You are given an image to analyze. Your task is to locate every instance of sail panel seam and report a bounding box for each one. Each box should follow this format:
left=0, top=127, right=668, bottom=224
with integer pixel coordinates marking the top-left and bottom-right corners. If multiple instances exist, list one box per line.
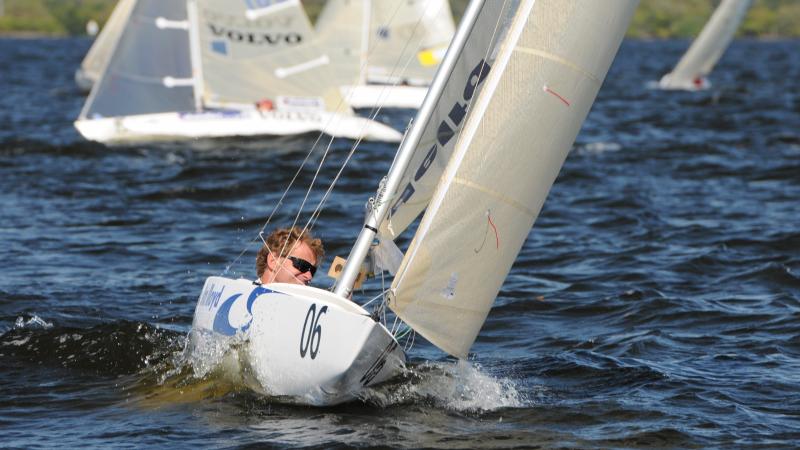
left=514, top=47, right=600, bottom=83
left=452, top=177, right=536, bottom=218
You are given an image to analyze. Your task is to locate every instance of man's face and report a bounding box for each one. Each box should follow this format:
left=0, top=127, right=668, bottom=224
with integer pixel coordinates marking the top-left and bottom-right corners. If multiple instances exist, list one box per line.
left=267, top=241, right=318, bottom=285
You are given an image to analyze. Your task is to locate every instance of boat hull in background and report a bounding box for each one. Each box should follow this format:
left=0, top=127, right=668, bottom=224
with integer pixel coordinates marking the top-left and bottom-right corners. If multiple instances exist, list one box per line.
left=190, top=277, right=405, bottom=406
left=74, top=109, right=403, bottom=144
left=341, top=84, right=428, bottom=110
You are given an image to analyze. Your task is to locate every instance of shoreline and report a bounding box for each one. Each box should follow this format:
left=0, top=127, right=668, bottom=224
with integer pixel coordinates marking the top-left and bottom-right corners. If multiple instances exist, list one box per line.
left=3, top=33, right=796, bottom=41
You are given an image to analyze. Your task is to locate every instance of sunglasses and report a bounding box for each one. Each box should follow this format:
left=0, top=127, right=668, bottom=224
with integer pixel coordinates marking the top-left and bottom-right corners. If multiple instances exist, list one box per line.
left=287, top=256, right=317, bottom=277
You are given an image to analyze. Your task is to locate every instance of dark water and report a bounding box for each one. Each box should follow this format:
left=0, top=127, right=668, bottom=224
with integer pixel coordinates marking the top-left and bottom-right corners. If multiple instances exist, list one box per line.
left=1, top=36, right=799, bottom=448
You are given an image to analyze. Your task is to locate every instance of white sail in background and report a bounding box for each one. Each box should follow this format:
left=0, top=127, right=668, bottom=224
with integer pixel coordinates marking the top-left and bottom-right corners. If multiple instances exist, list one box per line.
left=659, top=0, right=751, bottom=90
left=195, top=0, right=348, bottom=112
left=365, top=0, right=456, bottom=84
left=389, top=0, right=638, bottom=358
left=79, top=0, right=196, bottom=119
left=379, top=1, right=513, bottom=240
left=315, top=0, right=455, bottom=88
left=314, top=0, right=366, bottom=87
left=75, top=0, right=136, bottom=92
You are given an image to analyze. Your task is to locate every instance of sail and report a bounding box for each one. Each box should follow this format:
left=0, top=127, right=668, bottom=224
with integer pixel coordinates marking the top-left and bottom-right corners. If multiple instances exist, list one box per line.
left=389, top=0, right=638, bottom=358
left=79, top=0, right=195, bottom=119
left=75, top=0, right=136, bottom=92
left=378, top=1, right=513, bottom=240
left=314, top=0, right=366, bottom=87
left=194, top=0, right=348, bottom=112
left=659, top=0, right=751, bottom=90
left=315, top=0, right=455, bottom=88
left=366, top=0, right=456, bottom=84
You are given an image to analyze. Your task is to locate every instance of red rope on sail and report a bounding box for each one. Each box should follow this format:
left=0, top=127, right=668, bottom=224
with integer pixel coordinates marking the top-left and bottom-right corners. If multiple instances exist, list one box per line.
left=543, top=85, right=570, bottom=106
left=487, top=211, right=499, bottom=249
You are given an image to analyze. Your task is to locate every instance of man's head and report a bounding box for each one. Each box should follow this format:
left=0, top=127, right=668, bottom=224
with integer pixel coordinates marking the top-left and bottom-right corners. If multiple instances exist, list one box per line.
left=256, top=227, right=324, bottom=285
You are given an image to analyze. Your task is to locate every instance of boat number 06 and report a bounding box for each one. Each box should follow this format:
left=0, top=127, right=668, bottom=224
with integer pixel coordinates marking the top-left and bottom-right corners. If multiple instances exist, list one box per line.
left=300, top=303, right=328, bottom=359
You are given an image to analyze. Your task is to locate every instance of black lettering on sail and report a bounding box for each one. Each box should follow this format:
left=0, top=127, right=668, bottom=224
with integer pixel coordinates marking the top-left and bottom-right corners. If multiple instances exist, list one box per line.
left=393, top=58, right=493, bottom=216
left=227, top=30, right=244, bottom=42
left=390, top=184, right=415, bottom=216
left=414, top=144, right=437, bottom=181
left=285, top=33, right=303, bottom=44
left=437, top=120, right=454, bottom=147
left=465, top=59, right=491, bottom=100
left=209, top=24, right=225, bottom=36
left=447, top=101, right=468, bottom=130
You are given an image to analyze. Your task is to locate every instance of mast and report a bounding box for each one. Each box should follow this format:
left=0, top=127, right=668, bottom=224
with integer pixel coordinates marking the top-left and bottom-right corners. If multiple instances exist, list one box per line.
left=333, top=0, right=486, bottom=299
left=186, top=0, right=204, bottom=112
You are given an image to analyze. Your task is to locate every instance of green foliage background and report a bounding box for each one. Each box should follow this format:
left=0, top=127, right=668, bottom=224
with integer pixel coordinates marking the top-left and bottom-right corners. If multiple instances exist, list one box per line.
left=1, top=0, right=799, bottom=37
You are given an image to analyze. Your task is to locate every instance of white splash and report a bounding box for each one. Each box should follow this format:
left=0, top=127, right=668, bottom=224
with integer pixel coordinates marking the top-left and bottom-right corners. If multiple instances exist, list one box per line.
left=14, top=315, right=53, bottom=329
left=177, top=328, right=247, bottom=382
left=365, top=359, right=527, bottom=412
left=577, top=141, right=622, bottom=155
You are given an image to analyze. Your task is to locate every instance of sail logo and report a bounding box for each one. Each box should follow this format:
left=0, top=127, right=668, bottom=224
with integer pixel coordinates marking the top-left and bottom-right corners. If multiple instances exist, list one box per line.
left=390, top=59, right=491, bottom=217
left=208, top=24, right=303, bottom=45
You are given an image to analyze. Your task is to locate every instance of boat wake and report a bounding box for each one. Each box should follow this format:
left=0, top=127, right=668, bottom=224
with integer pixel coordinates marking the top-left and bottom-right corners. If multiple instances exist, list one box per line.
left=2, top=315, right=529, bottom=412
left=361, top=359, right=528, bottom=412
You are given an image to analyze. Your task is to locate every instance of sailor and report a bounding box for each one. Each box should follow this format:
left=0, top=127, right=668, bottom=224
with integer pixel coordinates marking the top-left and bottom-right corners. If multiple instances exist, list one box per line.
left=255, top=227, right=324, bottom=286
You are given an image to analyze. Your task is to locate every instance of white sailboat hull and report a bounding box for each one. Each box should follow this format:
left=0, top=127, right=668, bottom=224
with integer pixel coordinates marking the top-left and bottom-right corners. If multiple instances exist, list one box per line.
left=658, top=75, right=711, bottom=91
left=191, top=277, right=405, bottom=406
left=74, top=109, right=402, bottom=144
left=341, top=84, right=428, bottom=110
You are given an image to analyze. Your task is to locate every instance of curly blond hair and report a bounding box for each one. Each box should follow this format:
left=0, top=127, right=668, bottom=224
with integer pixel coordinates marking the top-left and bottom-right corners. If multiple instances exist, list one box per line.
left=256, top=227, right=324, bottom=277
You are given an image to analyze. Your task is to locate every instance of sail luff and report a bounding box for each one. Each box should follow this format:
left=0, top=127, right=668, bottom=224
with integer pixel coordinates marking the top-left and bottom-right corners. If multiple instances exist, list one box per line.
left=389, top=0, right=638, bottom=358
left=659, top=0, right=751, bottom=90
left=79, top=0, right=196, bottom=119
left=76, top=0, right=136, bottom=91
left=186, top=0, right=203, bottom=111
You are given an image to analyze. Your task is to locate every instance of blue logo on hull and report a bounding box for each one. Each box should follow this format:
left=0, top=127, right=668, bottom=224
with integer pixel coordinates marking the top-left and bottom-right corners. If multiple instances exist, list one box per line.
left=212, top=286, right=277, bottom=336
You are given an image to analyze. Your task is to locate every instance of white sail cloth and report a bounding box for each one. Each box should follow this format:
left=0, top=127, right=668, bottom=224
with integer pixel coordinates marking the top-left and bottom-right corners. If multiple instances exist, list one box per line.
left=659, top=0, right=751, bottom=90
left=315, top=0, right=455, bottom=88
left=79, top=0, right=195, bottom=119
left=194, top=0, right=349, bottom=112
left=75, top=0, right=136, bottom=92
left=389, top=0, right=638, bottom=358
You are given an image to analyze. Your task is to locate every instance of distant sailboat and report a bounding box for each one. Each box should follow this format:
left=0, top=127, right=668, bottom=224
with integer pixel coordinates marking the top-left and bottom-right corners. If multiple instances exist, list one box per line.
left=74, top=0, right=401, bottom=144
left=659, top=0, right=751, bottom=91
left=74, top=0, right=135, bottom=93
left=190, top=0, right=637, bottom=405
left=314, top=0, right=456, bottom=109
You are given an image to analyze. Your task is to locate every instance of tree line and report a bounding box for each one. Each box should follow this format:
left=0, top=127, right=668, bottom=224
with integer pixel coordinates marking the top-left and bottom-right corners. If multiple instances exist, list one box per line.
left=1, top=0, right=799, bottom=38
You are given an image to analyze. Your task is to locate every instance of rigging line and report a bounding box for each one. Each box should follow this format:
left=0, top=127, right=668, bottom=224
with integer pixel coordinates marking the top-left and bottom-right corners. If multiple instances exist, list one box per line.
left=222, top=132, right=329, bottom=276
left=358, top=0, right=444, bottom=123
left=303, top=96, right=394, bottom=232
left=303, top=3, right=446, bottom=234
left=361, top=288, right=390, bottom=308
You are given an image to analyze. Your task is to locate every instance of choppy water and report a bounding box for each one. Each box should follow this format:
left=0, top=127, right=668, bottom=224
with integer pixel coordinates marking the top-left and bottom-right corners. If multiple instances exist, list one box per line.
left=1, top=37, right=799, bottom=448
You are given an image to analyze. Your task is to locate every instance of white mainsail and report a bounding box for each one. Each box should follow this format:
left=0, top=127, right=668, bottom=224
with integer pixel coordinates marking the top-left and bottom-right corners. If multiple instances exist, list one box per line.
left=379, top=1, right=513, bottom=239
left=659, top=0, right=751, bottom=90
left=315, top=0, right=455, bottom=88
left=388, top=0, right=638, bottom=358
left=75, top=0, right=136, bottom=93
left=194, top=0, right=348, bottom=112
left=79, top=0, right=196, bottom=119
